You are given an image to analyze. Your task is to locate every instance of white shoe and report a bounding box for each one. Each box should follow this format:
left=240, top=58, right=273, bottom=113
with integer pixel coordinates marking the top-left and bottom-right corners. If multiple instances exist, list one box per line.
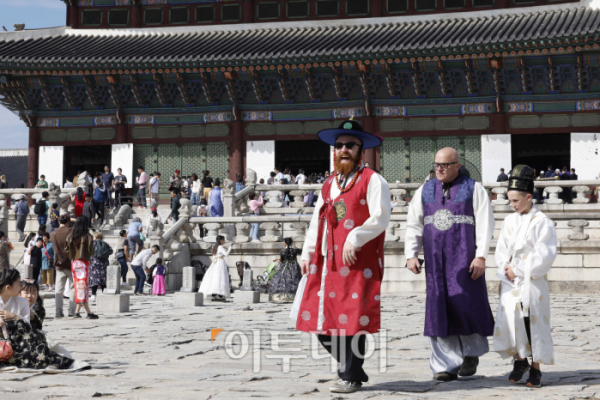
left=90, top=295, right=96, bottom=301
left=329, top=379, right=362, bottom=393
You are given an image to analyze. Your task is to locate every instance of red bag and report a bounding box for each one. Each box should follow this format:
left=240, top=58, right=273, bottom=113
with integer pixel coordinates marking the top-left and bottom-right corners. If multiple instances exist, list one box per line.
left=0, top=323, right=13, bottom=362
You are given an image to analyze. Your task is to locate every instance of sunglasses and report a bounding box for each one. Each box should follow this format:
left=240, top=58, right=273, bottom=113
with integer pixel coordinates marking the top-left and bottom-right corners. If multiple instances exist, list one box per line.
left=334, top=141, right=361, bottom=150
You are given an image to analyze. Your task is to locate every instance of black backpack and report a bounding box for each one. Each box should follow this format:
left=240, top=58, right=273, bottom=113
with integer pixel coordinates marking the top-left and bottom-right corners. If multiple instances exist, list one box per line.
left=94, top=240, right=113, bottom=260
left=34, top=199, right=47, bottom=215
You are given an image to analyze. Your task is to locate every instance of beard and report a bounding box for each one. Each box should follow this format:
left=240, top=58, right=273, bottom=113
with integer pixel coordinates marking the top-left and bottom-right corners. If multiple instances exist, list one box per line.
left=335, top=151, right=361, bottom=177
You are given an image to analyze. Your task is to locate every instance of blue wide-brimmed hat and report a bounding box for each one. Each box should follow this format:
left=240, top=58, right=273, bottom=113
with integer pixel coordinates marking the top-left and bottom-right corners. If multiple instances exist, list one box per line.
left=317, top=120, right=383, bottom=149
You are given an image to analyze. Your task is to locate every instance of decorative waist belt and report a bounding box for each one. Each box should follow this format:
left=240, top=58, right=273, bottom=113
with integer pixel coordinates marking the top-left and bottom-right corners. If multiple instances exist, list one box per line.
left=424, top=209, right=474, bottom=231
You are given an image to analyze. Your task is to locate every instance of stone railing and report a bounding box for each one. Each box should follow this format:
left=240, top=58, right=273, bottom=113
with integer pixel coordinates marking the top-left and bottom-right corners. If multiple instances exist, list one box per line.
left=230, top=171, right=600, bottom=216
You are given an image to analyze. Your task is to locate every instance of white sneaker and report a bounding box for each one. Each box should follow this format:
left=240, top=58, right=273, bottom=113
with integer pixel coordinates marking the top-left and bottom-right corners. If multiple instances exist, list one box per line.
left=329, top=379, right=362, bottom=393
left=89, top=295, right=96, bottom=301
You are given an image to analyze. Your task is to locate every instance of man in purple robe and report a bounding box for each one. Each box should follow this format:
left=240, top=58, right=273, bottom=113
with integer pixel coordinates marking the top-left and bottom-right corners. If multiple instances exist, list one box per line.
left=405, top=147, right=495, bottom=382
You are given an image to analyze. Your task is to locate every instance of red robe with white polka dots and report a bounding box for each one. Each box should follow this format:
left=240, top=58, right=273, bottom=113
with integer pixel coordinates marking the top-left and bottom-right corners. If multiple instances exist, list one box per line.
left=296, top=168, right=384, bottom=336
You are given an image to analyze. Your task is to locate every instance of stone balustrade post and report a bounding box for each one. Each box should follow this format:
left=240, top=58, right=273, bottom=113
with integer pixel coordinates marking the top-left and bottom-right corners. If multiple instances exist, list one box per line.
left=390, top=189, right=407, bottom=207
left=97, top=264, right=130, bottom=313
left=290, top=222, right=308, bottom=242
left=222, top=179, right=236, bottom=217
left=203, top=223, right=223, bottom=243
left=234, top=222, right=251, bottom=243
left=17, top=264, right=33, bottom=280
left=491, top=187, right=509, bottom=205
left=572, top=185, right=591, bottom=204
left=174, top=266, right=203, bottom=307
left=265, top=190, right=284, bottom=208
left=260, top=222, right=282, bottom=242
left=114, top=205, right=133, bottom=227
left=544, top=186, right=564, bottom=204
left=150, top=221, right=165, bottom=260
left=289, top=190, right=308, bottom=208
left=385, top=222, right=399, bottom=241
left=59, top=193, right=72, bottom=215
left=568, top=220, right=589, bottom=240
left=47, top=183, right=61, bottom=208
left=104, top=265, right=121, bottom=295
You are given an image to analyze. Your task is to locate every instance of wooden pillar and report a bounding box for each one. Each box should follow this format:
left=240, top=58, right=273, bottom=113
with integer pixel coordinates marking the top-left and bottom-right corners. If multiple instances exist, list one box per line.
left=115, top=124, right=128, bottom=143
left=28, top=126, right=39, bottom=189
left=229, top=121, right=244, bottom=180
left=361, top=116, right=377, bottom=169
left=371, top=0, right=382, bottom=17
left=131, top=4, right=142, bottom=27
left=68, top=5, right=79, bottom=28
left=242, top=0, right=254, bottom=23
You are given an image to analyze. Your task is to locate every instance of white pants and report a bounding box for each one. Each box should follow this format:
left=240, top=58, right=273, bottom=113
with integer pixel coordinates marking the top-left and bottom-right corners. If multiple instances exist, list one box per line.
left=429, top=333, right=489, bottom=375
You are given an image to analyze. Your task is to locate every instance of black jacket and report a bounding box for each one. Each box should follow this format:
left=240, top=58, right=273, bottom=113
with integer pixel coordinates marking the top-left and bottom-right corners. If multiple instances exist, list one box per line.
left=82, top=201, right=95, bottom=224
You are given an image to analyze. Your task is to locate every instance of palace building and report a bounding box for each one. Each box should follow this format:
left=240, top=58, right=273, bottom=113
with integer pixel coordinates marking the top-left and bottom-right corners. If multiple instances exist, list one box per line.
left=1, top=0, right=600, bottom=190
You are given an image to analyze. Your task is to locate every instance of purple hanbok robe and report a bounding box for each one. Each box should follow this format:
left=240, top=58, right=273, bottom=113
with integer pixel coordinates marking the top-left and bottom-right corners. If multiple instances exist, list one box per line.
left=209, top=187, right=224, bottom=217
left=422, top=174, right=495, bottom=338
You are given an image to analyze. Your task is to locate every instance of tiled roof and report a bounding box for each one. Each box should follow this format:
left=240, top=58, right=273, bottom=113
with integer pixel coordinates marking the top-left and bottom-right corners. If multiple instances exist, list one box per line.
left=0, top=5, right=599, bottom=65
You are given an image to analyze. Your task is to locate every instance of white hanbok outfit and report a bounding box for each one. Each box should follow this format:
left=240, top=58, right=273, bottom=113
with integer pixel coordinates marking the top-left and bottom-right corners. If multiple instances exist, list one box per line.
left=199, top=245, right=232, bottom=298
left=494, top=205, right=557, bottom=365
left=0, top=296, right=30, bottom=324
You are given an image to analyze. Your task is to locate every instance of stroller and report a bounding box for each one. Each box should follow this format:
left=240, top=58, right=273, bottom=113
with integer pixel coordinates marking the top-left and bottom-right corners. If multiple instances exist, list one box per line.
left=253, top=261, right=278, bottom=294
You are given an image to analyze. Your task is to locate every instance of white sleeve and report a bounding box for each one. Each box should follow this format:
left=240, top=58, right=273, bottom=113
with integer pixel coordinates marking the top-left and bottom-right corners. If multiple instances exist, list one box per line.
left=494, top=219, right=512, bottom=281
left=142, top=250, right=152, bottom=268
left=13, top=298, right=31, bottom=325
left=473, top=182, right=495, bottom=259
left=513, top=218, right=557, bottom=280
left=223, top=245, right=233, bottom=257
left=346, top=173, right=392, bottom=248
left=301, top=190, right=325, bottom=262
left=404, top=185, right=425, bottom=259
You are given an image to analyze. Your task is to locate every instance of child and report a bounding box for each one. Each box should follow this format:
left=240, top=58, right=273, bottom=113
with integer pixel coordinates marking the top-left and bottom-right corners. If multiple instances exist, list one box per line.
left=27, top=237, right=43, bottom=283
left=494, top=165, right=557, bottom=388
left=152, top=258, right=167, bottom=296
left=49, top=203, right=60, bottom=233
left=82, top=193, right=95, bottom=226
left=19, top=279, right=72, bottom=358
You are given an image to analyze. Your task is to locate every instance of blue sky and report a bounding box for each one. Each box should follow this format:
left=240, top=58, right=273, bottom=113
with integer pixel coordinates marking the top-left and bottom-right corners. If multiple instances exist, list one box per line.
left=0, top=0, right=66, bottom=149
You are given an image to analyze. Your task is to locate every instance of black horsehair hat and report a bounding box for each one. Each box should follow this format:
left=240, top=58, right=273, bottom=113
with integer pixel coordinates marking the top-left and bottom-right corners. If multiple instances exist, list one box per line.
left=508, top=164, right=535, bottom=195
left=317, top=118, right=383, bottom=149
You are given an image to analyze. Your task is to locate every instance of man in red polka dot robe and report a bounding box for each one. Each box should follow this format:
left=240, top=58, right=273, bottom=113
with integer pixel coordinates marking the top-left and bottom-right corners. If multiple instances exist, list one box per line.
left=295, top=119, right=391, bottom=394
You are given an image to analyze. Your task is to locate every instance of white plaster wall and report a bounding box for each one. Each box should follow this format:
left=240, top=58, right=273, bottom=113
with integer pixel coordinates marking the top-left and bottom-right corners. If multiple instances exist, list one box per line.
left=481, top=134, right=511, bottom=183
left=38, top=146, right=63, bottom=187
left=111, top=144, right=133, bottom=188
left=247, top=140, right=274, bottom=183
left=571, top=133, right=600, bottom=180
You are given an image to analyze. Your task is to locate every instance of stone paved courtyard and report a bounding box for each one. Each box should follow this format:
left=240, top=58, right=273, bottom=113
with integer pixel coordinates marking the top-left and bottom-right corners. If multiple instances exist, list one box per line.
left=1, top=293, right=599, bottom=400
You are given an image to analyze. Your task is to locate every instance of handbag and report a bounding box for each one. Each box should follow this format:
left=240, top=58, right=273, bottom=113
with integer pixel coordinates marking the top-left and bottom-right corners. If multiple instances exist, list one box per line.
left=115, top=249, right=126, bottom=260
left=289, top=274, right=308, bottom=322
left=43, top=243, right=54, bottom=269
left=139, top=232, right=146, bottom=242
left=0, top=322, right=14, bottom=362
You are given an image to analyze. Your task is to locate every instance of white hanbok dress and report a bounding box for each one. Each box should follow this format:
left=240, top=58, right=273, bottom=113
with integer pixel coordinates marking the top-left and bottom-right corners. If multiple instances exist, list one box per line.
left=199, top=245, right=232, bottom=298
left=493, top=206, right=557, bottom=365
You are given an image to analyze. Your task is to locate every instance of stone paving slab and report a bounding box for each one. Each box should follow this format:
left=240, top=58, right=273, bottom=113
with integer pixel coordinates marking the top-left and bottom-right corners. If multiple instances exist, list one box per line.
left=1, top=293, right=599, bottom=399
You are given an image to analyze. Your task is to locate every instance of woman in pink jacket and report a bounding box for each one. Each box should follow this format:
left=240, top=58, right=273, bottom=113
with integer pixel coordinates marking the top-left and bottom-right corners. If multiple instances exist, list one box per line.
left=248, top=193, right=263, bottom=242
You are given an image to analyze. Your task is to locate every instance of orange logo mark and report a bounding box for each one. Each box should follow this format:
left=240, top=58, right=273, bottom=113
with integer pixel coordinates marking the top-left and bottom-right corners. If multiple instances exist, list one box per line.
left=211, top=329, right=223, bottom=343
